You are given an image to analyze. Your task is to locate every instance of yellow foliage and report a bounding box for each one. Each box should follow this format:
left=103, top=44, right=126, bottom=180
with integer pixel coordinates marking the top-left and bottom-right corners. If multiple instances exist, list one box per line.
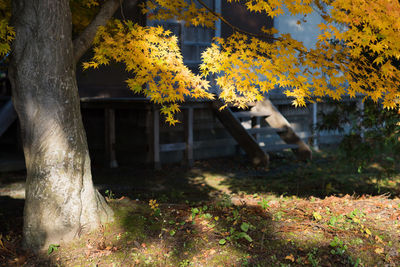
left=141, top=0, right=216, bottom=28
left=86, top=20, right=213, bottom=124
left=0, top=0, right=12, bottom=57
left=70, top=0, right=100, bottom=34
left=0, top=0, right=399, bottom=121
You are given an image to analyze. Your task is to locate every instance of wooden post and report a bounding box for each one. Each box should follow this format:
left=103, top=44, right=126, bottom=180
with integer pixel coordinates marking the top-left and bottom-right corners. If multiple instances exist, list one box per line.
left=357, top=98, right=365, bottom=141
left=104, top=108, right=118, bottom=168
left=184, top=107, right=194, bottom=167
left=145, top=105, right=154, bottom=164
left=312, top=102, right=319, bottom=150
left=153, top=107, right=161, bottom=170
left=251, top=116, right=261, bottom=141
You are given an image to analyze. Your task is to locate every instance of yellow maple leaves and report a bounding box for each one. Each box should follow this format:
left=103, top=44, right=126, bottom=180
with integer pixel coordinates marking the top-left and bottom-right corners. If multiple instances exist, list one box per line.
left=200, top=31, right=314, bottom=108
left=140, top=0, right=216, bottom=28
left=200, top=0, right=400, bottom=109
left=86, top=20, right=213, bottom=124
left=0, top=0, right=12, bottom=57
left=0, top=0, right=398, bottom=119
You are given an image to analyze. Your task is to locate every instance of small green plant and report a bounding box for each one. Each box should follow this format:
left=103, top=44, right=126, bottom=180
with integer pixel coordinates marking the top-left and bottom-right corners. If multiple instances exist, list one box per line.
left=190, top=205, right=213, bottom=223
left=219, top=221, right=254, bottom=245
left=347, top=209, right=365, bottom=219
left=179, top=259, right=192, bottom=267
left=104, top=189, right=115, bottom=199
left=47, top=244, right=60, bottom=255
left=312, top=211, right=322, bottom=221
left=330, top=236, right=348, bottom=256
left=191, top=207, right=199, bottom=220
left=349, top=257, right=361, bottom=267
left=257, top=198, right=270, bottom=210
left=273, top=211, right=284, bottom=221
left=149, top=199, right=161, bottom=217
left=237, top=222, right=253, bottom=242
left=307, top=248, right=320, bottom=267
left=350, top=238, right=364, bottom=246
left=347, top=209, right=365, bottom=225
left=218, top=193, right=233, bottom=207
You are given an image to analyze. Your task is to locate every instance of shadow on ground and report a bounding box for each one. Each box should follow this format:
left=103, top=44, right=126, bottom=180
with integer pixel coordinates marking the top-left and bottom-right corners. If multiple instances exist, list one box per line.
left=91, top=150, right=400, bottom=202
left=0, top=149, right=399, bottom=266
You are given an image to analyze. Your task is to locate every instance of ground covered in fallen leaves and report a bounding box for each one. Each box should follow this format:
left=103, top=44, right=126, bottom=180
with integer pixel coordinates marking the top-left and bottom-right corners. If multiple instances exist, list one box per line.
left=1, top=150, right=400, bottom=266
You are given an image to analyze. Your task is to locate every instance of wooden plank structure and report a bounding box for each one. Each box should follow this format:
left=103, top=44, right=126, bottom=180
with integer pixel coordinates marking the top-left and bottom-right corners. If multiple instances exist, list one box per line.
left=251, top=99, right=312, bottom=161
left=1, top=95, right=314, bottom=169
left=79, top=96, right=313, bottom=169
left=210, top=100, right=270, bottom=166
left=154, top=105, right=195, bottom=169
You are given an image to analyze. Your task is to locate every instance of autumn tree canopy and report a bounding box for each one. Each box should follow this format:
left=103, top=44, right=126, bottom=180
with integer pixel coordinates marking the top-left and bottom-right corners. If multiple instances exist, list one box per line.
left=1, top=0, right=399, bottom=252
left=2, top=0, right=400, bottom=123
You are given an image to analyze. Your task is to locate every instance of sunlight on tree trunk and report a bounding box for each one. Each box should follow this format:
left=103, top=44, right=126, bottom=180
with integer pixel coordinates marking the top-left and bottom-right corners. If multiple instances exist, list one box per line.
left=9, top=0, right=113, bottom=251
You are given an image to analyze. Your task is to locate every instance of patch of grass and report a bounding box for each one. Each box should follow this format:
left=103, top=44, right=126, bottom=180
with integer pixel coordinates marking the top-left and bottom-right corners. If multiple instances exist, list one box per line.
left=1, top=150, right=400, bottom=266
left=39, top=191, right=398, bottom=266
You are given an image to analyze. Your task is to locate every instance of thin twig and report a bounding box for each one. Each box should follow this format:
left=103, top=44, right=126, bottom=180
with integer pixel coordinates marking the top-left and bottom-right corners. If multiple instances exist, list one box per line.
left=119, top=0, right=126, bottom=20
left=195, top=0, right=278, bottom=41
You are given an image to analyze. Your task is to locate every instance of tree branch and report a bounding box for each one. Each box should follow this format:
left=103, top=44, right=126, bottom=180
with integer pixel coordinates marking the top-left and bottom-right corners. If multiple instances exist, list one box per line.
left=73, top=0, right=135, bottom=64
left=196, top=0, right=278, bottom=41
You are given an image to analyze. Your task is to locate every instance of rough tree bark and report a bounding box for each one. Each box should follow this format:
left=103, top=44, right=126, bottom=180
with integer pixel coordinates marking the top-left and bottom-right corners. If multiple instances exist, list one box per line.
left=8, top=0, right=119, bottom=251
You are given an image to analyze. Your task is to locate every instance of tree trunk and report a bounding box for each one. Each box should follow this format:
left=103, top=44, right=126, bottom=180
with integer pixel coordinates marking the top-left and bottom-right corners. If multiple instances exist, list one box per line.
left=9, top=0, right=113, bottom=251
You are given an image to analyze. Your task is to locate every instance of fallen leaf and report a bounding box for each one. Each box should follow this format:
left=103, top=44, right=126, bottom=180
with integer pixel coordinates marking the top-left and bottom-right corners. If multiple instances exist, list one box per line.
left=285, top=254, right=295, bottom=262
left=375, top=247, right=384, bottom=254
left=375, top=235, right=384, bottom=244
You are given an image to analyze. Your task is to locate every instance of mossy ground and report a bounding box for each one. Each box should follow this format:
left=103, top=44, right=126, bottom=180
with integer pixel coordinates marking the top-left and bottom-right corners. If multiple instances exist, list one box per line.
left=1, top=149, right=400, bottom=266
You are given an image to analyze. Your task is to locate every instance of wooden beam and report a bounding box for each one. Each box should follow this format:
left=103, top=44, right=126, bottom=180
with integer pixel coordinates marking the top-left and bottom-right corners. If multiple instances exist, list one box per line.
left=211, top=100, right=269, bottom=166
left=246, top=126, right=287, bottom=135
left=234, top=110, right=271, bottom=119
left=252, top=99, right=312, bottom=161
left=160, top=142, right=186, bottom=152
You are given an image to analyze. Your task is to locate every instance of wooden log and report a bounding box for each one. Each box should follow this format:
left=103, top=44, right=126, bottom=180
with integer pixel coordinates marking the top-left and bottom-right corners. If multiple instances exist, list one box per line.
left=211, top=100, right=269, bottom=166
left=252, top=99, right=312, bottom=161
